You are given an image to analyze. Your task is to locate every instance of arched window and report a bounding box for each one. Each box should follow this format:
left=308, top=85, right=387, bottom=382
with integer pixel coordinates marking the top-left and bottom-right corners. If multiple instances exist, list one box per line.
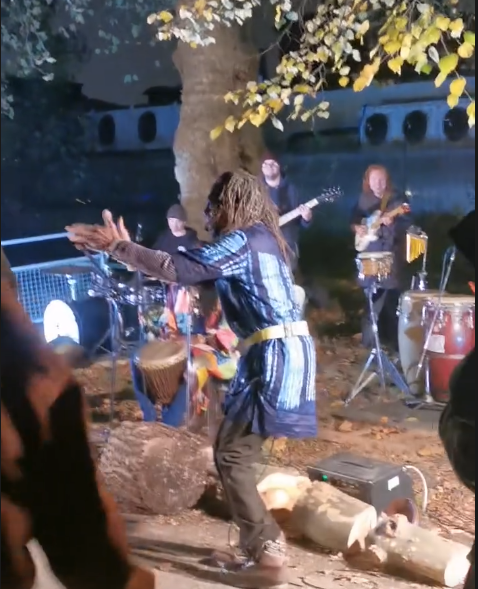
left=138, top=111, right=157, bottom=144
left=98, top=114, right=116, bottom=146
left=364, top=114, right=388, bottom=145
left=444, top=107, right=469, bottom=142
left=403, top=111, right=428, bottom=145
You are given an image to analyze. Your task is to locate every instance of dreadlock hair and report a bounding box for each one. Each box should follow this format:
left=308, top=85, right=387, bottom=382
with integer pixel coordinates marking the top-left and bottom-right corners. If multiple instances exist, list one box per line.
left=208, top=170, right=291, bottom=266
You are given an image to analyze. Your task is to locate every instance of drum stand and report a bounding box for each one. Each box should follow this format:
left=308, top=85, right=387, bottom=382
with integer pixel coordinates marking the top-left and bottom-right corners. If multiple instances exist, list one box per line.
left=345, top=281, right=413, bottom=406
left=413, top=247, right=457, bottom=409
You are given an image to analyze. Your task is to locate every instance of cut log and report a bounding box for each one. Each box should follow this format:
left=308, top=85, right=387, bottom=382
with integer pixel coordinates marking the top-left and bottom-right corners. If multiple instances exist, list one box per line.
left=257, top=472, right=312, bottom=512
left=289, top=481, right=378, bottom=553
left=359, top=515, right=471, bottom=588
left=98, top=422, right=209, bottom=515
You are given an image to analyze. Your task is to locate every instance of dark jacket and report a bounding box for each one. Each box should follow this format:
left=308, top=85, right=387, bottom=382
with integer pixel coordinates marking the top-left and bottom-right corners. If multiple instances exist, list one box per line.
left=152, top=227, right=199, bottom=255
left=439, top=210, right=475, bottom=587
left=351, top=192, right=411, bottom=289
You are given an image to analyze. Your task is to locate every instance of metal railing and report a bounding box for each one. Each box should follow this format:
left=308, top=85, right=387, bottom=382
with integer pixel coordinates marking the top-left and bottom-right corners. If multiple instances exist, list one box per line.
left=2, top=233, right=97, bottom=324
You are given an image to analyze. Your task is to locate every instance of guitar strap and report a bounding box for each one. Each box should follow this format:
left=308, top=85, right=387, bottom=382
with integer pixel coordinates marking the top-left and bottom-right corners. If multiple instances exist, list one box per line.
left=380, top=192, right=391, bottom=213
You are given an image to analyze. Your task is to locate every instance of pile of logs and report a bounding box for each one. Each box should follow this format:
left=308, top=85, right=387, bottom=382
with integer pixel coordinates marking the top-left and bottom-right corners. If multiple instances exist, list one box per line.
left=258, top=471, right=471, bottom=588
left=96, top=425, right=471, bottom=588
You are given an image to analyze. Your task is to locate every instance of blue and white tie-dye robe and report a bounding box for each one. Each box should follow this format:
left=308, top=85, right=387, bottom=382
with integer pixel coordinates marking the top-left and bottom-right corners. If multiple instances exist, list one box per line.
left=172, top=223, right=317, bottom=439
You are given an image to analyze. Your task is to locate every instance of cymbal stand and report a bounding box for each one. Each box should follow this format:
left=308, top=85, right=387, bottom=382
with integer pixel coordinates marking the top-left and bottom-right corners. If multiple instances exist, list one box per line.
left=345, top=281, right=413, bottom=406
left=414, top=247, right=456, bottom=405
left=83, top=252, right=131, bottom=436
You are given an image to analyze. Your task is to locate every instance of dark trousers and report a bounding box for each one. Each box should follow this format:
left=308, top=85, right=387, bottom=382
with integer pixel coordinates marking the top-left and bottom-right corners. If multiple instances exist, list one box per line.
left=214, top=418, right=282, bottom=559
left=362, top=288, right=401, bottom=352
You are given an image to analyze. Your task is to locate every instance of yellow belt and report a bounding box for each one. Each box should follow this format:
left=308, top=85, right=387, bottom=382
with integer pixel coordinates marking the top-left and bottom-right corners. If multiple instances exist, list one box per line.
left=243, top=321, right=310, bottom=348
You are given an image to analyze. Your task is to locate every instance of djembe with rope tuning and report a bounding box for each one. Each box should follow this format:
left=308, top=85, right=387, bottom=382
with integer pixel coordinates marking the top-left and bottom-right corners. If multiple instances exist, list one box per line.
left=133, top=340, right=188, bottom=405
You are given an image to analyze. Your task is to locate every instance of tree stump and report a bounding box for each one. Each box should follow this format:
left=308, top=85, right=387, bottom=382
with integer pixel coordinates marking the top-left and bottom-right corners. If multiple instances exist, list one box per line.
left=98, top=422, right=209, bottom=515
left=289, top=481, right=378, bottom=553
left=356, top=515, right=471, bottom=588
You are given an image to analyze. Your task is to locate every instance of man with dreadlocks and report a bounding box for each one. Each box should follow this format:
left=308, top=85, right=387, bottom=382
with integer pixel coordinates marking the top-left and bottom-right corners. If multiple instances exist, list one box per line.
left=67, top=170, right=317, bottom=589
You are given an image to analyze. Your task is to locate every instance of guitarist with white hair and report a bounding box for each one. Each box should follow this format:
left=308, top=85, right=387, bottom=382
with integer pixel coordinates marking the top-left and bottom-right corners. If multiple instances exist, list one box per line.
left=351, top=164, right=412, bottom=352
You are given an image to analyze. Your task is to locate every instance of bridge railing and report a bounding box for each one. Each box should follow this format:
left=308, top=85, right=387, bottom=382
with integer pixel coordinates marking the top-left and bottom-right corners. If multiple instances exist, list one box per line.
left=1, top=233, right=97, bottom=324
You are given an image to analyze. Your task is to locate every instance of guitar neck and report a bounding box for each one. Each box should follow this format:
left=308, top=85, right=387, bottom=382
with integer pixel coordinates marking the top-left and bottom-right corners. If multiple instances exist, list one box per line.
left=279, top=197, right=318, bottom=227
left=371, top=205, right=406, bottom=230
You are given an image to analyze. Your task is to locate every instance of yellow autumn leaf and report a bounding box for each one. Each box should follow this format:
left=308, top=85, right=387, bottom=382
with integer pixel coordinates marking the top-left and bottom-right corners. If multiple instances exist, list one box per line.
left=267, top=99, right=284, bottom=114
left=425, top=27, right=442, bottom=45
left=339, top=76, right=350, bottom=88
left=158, top=10, right=174, bottom=23
left=435, top=16, right=451, bottom=31
left=293, top=85, right=310, bottom=94
left=394, top=17, right=408, bottom=32
left=357, top=20, right=370, bottom=36
left=464, top=32, right=475, bottom=47
left=249, top=105, right=268, bottom=128
left=353, top=76, right=369, bottom=92
left=224, top=116, right=236, bottom=133
left=450, top=77, right=467, bottom=98
left=466, top=101, right=475, bottom=127
left=384, top=40, right=402, bottom=54
left=447, top=93, right=460, bottom=109
left=210, top=125, right=223, bottom=141
left=388, top=56, right=404, bottom=74
left=438, top=53, right=459, bottom=75
left=434, top=72, right=447, bottom=88
left=449, top=18, right=464, bottom=38
left=275, top=5, right=282, bottom=24
left=194, top=0, right=206, bottom=13
left=458, top=42, right=474, bottom=59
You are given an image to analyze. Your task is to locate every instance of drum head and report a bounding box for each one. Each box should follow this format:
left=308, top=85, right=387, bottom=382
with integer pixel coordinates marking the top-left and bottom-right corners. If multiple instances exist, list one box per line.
left=430, top=294, right=475, bottom=307
left=137, top=339, right=187, bottom=364
left=402, top=290, right=441, bottom=300
left=43, top=300, right=80, bottom=344
left=358, top=251, right=393, bottom=260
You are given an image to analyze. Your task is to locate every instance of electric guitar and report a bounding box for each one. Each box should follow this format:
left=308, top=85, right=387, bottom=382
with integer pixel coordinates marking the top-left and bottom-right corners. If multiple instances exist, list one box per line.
left=278, top=187, right=343, bottom=227
left=355, top=203, right=411, bottom=253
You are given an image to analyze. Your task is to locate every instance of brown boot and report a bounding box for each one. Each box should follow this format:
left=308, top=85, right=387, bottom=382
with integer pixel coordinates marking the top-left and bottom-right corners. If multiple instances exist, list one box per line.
left=219, top=538, right=289, bottom=589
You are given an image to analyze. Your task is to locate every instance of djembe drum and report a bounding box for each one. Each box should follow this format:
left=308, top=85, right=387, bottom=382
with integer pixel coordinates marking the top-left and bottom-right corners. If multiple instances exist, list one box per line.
left=133, top=340, right=188, bottom=405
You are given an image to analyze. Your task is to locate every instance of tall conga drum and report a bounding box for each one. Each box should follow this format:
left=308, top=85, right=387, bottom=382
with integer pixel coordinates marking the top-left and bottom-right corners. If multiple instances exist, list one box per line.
left=398, top=290, right=440, bottom=396
left=423, top=295, right=475, bottom=403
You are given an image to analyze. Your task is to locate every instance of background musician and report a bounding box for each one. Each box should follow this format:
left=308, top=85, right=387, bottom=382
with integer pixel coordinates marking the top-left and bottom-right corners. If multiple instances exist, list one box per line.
left=351, top=165, right=412, bottom=351
left=152, top=204, right=199, bottom=253
left=262, top=154, right=312, bottom=272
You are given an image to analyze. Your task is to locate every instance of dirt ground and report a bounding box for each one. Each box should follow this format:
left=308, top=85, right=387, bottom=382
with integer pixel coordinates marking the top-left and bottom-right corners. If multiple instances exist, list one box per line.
left=76, top=302, right=474, bottom=588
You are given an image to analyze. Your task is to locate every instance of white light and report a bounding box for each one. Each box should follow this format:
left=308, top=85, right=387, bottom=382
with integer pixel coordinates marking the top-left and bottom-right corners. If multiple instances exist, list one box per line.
left=43, top=300, right=80, bottom=344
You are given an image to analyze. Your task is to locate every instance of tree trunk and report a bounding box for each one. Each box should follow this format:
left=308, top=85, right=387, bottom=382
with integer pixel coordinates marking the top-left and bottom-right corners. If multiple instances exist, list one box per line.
left=173, top=20, right=265, bottom=238
left=351, top=515, right=471, bottom=588
left=289, top=481, right=378, bottom=553
left=98, top=422, right=209, bottom=515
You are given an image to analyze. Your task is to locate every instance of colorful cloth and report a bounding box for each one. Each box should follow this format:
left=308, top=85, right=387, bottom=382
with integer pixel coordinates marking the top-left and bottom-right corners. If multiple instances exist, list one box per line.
left=171, top=223, right=317, bottom=439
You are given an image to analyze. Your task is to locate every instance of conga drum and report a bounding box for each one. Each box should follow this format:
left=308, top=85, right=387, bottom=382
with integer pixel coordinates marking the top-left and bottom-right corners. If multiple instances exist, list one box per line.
left=133, top=340, right=188, bottom=405
left=398, top=290, right=441, bottom=396
left=423, top=295, right=475, bottom=403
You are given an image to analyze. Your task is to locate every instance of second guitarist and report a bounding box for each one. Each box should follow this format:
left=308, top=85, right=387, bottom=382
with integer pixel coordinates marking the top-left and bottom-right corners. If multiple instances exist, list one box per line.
left=351, top=164, right=412, bottom=352
left=262, top=154, right=312, bottom=272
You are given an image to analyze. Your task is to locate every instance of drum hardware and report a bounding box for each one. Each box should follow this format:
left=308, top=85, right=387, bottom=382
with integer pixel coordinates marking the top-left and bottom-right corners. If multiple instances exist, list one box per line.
left=407, top=227, right=429, bottom=291
left=415, top=246, right=457, bottom=398
left=345, top=281, right=413, bottom=406
left=43, top=264, right=95, bottom=301
left=346, top=253, right=413, bottom=406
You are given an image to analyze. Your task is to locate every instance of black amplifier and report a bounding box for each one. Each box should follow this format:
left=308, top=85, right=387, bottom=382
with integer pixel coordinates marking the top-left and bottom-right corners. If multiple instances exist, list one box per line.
left=308, top=453, right=415, bottom=519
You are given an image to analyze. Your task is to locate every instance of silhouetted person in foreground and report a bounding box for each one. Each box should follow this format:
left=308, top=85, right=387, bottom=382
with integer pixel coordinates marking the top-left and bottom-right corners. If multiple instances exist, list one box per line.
left=1, top=277, right=159, bottom=588
left=440, top=210, right=475, bottom=589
